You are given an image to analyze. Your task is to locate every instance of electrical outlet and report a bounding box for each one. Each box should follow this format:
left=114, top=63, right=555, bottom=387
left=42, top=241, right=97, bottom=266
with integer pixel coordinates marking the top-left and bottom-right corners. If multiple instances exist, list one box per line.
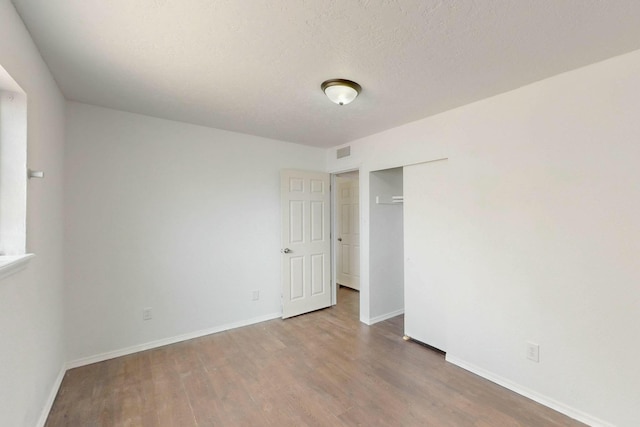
left=142, top=307, right=153, bottom=321
left=526, top=342, right=539, bottom=362
left=251, top=290, right=260, bottom=301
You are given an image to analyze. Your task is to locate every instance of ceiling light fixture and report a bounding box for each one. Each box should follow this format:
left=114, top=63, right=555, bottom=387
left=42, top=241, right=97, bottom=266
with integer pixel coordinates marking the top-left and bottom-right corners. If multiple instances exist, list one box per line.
left=321, top=79, right=362, bottom=106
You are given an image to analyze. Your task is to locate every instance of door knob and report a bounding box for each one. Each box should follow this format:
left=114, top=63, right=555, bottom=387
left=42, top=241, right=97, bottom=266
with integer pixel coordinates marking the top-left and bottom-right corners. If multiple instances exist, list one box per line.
left=337, top=238, right=342, bottom=241
left=282, top=248, right=292, bottom=253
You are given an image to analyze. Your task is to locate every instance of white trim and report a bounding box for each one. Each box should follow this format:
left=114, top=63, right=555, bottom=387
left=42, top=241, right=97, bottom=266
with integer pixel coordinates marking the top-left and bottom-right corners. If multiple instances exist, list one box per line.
left=36, top=365, right=65, bottom=427
left=367, top=308, right=404, bottom=325
left=327, top=162, right=363, bottom=176
left=66, top=312, right=281, bottom=369
left=0, top=253, right=34, bottom=281
left=331, top=173, right=338, bottom=307
left=445, top=355, right=614, bottom=427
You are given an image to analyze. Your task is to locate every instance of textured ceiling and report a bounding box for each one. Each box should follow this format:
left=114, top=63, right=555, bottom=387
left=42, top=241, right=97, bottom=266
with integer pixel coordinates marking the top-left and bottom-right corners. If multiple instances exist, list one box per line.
left=11, top=0, right=640, bottom=147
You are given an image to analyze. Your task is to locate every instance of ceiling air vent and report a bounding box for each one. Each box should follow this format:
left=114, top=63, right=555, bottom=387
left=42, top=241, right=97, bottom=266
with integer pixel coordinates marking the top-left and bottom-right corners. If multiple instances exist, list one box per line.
left=336, top=146, right=351, bottom=159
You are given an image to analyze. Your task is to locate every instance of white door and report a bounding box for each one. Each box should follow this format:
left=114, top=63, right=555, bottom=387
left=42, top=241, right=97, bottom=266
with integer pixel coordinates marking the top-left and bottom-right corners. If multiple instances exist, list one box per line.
left=336, top=176, right=360, bottom=290
left=281, top=169, right=331, bottom=318
left=404, top=160, right=449, bottom=352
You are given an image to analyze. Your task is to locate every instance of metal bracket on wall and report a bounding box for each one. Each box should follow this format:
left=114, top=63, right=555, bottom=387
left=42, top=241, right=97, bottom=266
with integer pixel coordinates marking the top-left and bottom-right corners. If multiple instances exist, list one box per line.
left=375, top=195, right=403, bottom=205
left=28, top=169, right=44, bottom=179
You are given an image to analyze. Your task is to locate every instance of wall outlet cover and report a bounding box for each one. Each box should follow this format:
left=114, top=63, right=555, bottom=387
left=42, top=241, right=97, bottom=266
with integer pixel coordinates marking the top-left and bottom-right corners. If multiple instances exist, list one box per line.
left=526, top=341, right=540, bottom=362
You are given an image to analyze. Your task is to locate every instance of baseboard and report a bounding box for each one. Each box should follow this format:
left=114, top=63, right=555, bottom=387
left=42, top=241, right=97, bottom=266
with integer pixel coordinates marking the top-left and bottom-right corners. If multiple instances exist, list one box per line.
left=368, top=308, right=404, bottom=325
left=445, top=355, right=614, bottom=427
left=36, top=364, right=65, bottom=427
left=66, top=312, right=281, bottom=369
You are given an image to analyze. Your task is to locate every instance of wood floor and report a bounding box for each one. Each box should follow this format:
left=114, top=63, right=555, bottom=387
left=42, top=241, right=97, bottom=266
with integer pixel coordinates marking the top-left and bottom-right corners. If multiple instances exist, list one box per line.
left=46, top=287, right=585, bottom=426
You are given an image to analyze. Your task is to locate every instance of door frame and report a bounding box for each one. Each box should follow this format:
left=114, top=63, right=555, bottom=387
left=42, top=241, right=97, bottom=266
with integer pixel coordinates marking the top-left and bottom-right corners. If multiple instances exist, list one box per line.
left=330, top=168, right=360, bottom=306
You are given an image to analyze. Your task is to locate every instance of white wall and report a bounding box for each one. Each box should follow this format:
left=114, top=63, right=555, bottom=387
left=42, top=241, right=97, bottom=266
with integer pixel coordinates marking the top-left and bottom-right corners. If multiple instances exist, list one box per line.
left=0, top=1, right=66, bottom=426
left=327, top=49, right=640, bottom=426
left=64, top=102, right=325, bottom=363
left=369, top=167, right=404, bottom=321
left=326, top=111, right=448, bottom=324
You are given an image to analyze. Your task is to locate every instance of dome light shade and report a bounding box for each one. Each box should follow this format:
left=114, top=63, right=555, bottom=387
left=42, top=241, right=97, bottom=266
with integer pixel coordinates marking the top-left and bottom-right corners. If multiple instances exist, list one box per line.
left=321, top=79, right=362, bottom=105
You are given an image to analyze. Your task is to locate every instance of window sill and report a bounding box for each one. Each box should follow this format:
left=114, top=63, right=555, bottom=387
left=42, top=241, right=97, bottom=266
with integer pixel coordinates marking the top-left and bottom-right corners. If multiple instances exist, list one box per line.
left=0, top=254, right=35, bottom=281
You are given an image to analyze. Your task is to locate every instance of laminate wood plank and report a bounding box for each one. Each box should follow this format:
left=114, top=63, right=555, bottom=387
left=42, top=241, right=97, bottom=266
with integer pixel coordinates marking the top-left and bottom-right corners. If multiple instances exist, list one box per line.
left=46, top=287, right=586, bottom=427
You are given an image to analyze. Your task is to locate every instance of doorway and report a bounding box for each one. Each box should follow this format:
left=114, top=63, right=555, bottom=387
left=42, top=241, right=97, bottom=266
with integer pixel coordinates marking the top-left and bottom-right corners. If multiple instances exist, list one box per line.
left=332, top=171, right=360, bottom=310
left=335, top=172, right=360, bottom=290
